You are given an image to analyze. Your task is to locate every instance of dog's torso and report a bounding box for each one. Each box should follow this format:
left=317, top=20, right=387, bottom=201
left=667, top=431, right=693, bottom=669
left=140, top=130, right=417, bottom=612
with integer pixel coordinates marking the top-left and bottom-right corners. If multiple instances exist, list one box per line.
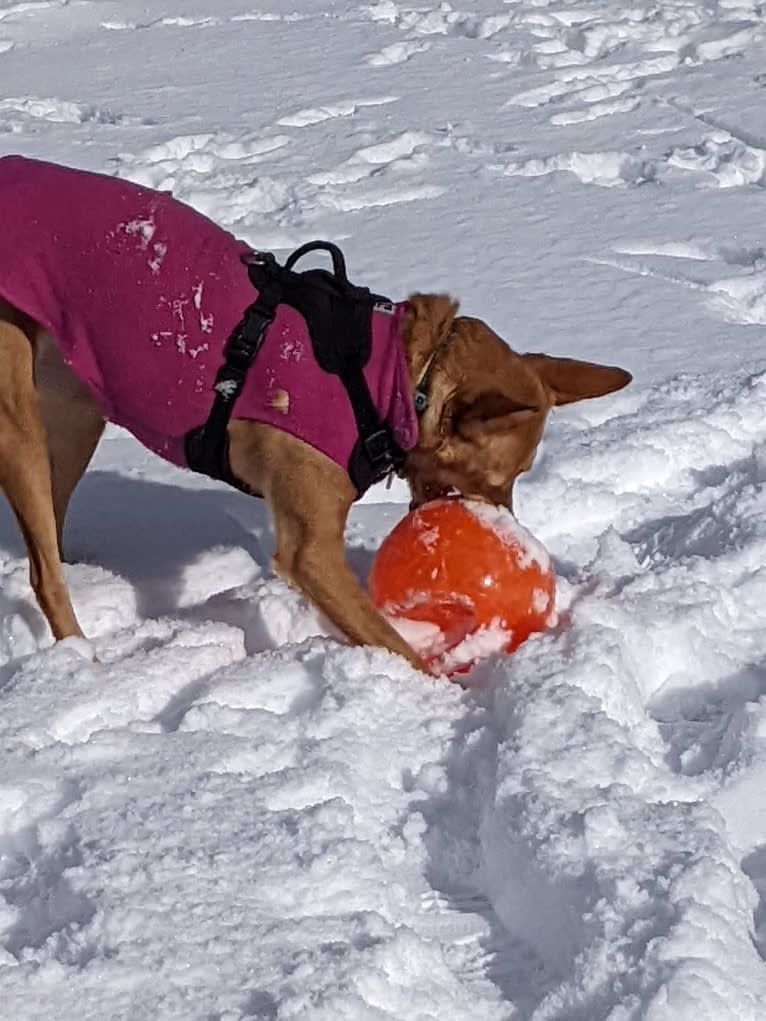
left=0, top=156, right=417, bottom=480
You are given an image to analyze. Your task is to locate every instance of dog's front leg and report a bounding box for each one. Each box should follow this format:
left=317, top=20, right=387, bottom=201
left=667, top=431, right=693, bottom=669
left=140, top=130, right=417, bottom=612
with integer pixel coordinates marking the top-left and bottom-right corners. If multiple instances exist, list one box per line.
left=228, top=422, right=428, bottom=673
left=274, top=514, right=428, bottom=672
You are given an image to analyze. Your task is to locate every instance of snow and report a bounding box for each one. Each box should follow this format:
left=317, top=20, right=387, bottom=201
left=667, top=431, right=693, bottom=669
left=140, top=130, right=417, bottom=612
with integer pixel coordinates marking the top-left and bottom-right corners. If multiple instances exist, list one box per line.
left=466, top=501, right=553, bottom=571
left=1, top=0, right=766, bottom=1017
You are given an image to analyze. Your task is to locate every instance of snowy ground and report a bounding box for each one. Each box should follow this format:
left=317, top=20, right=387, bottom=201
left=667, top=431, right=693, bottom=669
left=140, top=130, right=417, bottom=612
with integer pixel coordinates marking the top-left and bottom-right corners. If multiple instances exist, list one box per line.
left=2, top=0, right=766, bottom=1017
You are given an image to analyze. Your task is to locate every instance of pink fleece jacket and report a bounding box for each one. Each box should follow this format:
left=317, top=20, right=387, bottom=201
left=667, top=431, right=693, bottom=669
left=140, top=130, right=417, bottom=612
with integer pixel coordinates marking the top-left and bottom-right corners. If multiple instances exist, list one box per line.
left=0, top=155, right=418, bottom=487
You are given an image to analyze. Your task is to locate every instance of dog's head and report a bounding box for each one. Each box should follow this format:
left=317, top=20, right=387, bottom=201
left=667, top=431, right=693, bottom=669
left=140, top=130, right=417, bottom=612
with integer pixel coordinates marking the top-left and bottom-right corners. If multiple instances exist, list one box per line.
left=402, top=294, right=632, bottom=509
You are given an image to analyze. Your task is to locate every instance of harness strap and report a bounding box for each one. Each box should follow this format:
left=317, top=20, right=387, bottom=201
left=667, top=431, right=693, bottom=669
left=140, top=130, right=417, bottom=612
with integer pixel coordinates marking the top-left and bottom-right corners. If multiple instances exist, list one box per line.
left=184, top=255, right=282, bottom=489
left=185, top=242, right=406, bottom=494
left=413, top=331, right=453, bottom=416
left=340, top=355, right=403, bottom=483
left=257, top=242, right=404, bottom=485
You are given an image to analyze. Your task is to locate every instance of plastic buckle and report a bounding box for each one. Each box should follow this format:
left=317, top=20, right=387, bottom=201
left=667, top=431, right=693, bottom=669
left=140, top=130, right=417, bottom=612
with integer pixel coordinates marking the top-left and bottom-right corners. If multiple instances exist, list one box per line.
left=225, top=311, right=272, bottom=369
left=364, top=429, right=394, bottom=472
left=242, top=250, right=275, bottom=268
left=224, top=336, right=255, bottom=373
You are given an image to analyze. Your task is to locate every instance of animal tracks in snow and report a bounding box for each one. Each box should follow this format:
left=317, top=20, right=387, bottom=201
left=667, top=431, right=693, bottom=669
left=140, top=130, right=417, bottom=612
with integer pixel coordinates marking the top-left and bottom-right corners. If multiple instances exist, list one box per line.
left=500, top=4, right=764, bottom=123
left=100, top=11, right=311, bottom=32
left=114, top=133, right=303, bottom=243
left=0, top=0, right=65, bottom=22
left=0, top=96, right=153, bottom=132
left=116, top=122, right=447, bottom=242
left=277, top=96, right=397, bottom=128
left=361, top=1, right=512, bottom=42
left=351, top=0, right=765, bottom=204
left=358, top=0, right=764, bottom=131
left=667, top=131, right=766, bottom=189
left=492, top=104, right=766, bottom=191
left=499, top=149, right=656, bottom=188
left=366, top=39, right=429, bottom=67
left=598, top=239, right=766, bottom=326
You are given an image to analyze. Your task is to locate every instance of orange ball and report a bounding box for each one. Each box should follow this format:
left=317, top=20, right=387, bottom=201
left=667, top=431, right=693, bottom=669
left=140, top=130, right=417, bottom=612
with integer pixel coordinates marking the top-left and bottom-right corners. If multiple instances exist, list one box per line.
left=369, top=498, right=556, bottom=672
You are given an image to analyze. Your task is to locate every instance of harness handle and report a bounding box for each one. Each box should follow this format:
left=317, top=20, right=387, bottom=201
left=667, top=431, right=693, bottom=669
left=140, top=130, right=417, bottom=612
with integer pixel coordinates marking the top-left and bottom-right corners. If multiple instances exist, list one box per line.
left=284, top=240, right=348, bottom=282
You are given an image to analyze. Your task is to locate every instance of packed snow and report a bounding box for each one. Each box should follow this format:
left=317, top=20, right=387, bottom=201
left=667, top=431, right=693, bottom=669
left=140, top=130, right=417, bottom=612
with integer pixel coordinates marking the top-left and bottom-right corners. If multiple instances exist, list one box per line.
left=1, top=0, right=766, bottom=1018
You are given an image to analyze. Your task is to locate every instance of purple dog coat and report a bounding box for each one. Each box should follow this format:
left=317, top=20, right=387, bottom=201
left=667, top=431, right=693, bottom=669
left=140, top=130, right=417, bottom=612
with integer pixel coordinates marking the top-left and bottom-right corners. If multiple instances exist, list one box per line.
left=0, top=155, right=418, bottom=490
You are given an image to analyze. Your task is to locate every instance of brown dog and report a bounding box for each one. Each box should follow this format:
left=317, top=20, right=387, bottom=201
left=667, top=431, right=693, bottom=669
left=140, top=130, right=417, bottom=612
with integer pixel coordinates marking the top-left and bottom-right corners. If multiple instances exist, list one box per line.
left=0, top=160, right=631, bottom=671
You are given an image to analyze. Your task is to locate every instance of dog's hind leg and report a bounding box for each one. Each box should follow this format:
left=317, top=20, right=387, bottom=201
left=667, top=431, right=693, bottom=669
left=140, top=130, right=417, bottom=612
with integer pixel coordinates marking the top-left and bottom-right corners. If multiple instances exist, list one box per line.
left=0, top=304, right=84, bottom=640
left=34, top=332, right=105, bottom=559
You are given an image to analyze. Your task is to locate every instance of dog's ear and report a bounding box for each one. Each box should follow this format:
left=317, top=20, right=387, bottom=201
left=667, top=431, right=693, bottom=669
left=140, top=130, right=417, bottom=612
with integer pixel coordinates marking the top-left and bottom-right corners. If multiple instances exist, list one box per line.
left=405, top=293, right=459, bottom=349
left=451, top=389, right=538, bottom=440
left=523, top=354, right=632, bottom=406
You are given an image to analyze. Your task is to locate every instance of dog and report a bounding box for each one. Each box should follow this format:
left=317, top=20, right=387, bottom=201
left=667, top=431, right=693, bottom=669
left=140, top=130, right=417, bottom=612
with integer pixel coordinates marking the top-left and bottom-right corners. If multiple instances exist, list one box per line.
left=0, top=155, right=631, bottom=671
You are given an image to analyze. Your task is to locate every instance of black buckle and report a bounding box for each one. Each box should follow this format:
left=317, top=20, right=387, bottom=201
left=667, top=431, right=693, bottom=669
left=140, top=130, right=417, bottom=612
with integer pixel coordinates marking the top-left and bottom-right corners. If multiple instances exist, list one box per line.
left=225, top=308, right=273, bottom=368
left=364, top=429, right=396, bottom=472
left=242, top=250, right=278, bottom=270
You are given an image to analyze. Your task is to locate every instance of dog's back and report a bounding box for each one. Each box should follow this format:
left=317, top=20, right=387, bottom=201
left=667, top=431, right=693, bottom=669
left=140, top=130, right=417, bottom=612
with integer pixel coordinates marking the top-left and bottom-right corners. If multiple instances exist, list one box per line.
left=0, top=155, right=256, bottom=463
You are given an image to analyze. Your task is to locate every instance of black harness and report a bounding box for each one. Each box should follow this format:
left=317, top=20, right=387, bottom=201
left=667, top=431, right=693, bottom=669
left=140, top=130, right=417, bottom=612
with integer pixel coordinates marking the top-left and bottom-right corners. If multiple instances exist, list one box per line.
left=185, top=241, right=407, bottom=495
